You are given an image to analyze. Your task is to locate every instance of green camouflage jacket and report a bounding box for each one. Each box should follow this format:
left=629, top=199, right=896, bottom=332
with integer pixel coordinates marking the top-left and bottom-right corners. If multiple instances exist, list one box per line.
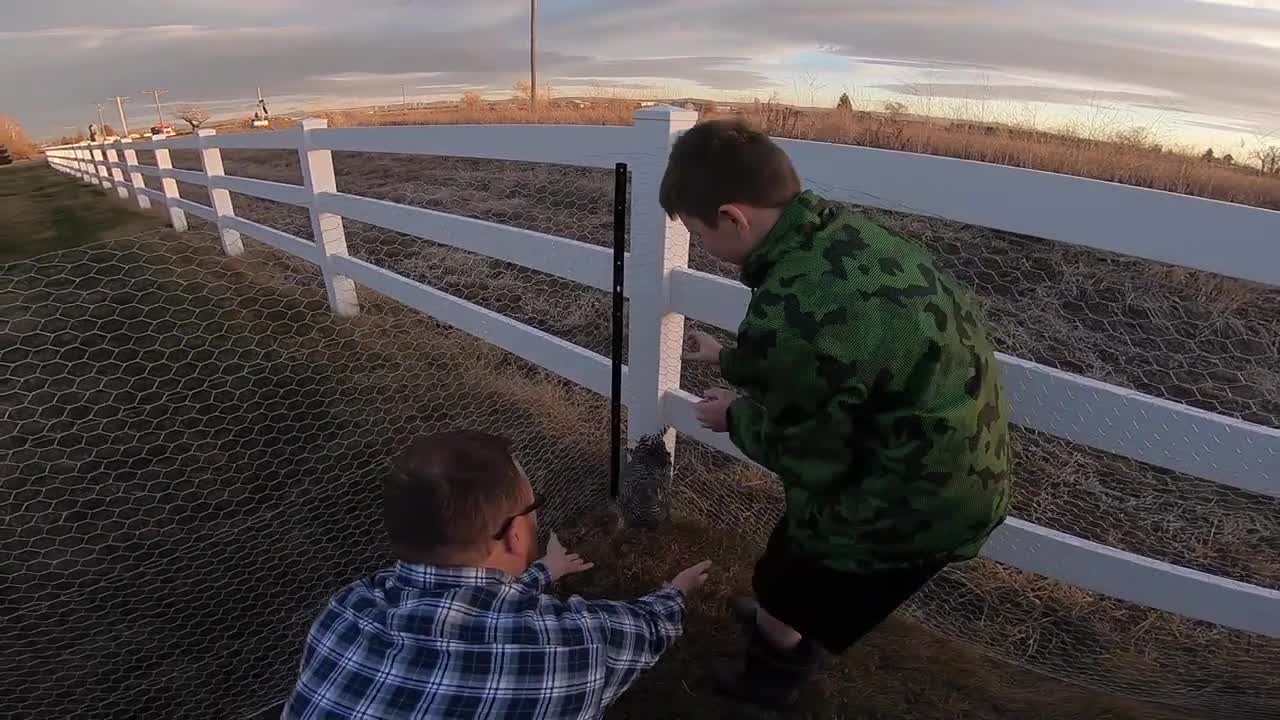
left=720, top=190, right=1011, bottom=572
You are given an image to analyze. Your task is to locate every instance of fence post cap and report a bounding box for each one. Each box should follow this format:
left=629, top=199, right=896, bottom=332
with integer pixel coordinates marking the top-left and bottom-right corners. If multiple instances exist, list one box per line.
left=196, top=129, right=217, bottom=137
left=633, top=104, right=699, bottom=122
left=150, top=133, right=166, bottom=141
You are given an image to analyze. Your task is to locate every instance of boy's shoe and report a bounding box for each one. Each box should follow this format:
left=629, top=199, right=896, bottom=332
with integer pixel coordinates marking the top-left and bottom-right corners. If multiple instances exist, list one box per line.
left=711, top=625, right=822, bottom=710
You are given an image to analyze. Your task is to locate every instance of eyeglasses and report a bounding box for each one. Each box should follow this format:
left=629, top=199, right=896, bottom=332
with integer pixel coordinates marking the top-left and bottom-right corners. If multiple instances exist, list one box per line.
left=492, top=495, right=543, bottom=540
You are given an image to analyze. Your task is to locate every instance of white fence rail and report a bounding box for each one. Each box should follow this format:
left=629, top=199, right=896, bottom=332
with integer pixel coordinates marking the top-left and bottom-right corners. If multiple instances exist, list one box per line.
left=43, top=107, right=1280, bottom=639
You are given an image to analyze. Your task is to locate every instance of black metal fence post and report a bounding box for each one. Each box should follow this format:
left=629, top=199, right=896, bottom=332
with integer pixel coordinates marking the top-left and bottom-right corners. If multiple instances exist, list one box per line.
left=610, top=163, right=628, bottom=499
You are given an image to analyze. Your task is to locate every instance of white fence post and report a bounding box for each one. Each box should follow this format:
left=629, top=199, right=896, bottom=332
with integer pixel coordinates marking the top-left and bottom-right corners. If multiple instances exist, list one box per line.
left=89, top=143, right=110, bottom=190
left=151, top=135, right=187, bottom=232
left=119, top=138, right=150, bottom=210
left=104, top=141, right=129, bottom=200
left=71, top=146, right=85, bottom=181
left=298, top=118, right=359, bottom=317
left=625, top=106, right=699, bottom=456
left=196, top=129, right=244, bottom=256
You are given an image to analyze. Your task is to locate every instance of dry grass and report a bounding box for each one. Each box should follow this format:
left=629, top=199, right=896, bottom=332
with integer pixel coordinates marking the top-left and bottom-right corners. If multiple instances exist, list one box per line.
left=723, top=102, right=1280, bottom=210
left=555, top=516, right=1206, bottom=720
left=203, top=96, right=1280, bottom=211
left=322, top=100, right=640, bottom=129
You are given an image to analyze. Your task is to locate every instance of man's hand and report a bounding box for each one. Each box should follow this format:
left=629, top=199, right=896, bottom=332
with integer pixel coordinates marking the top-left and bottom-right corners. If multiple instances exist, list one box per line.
left=684, top=332, right=724, bottom=365
left=668, top=560, right=713, bottom=597
left=540, top=532, right=595, bottom=582
left=695, top=388, right=736, bottom=433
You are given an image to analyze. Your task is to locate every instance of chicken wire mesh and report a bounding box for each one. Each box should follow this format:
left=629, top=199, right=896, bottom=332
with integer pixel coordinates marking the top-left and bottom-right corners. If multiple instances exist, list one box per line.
left=13, top=148, right=1279, bottom=718
left=1, top=157, right=623, bottom=717
left=676, top=198, right=1280, bottom=717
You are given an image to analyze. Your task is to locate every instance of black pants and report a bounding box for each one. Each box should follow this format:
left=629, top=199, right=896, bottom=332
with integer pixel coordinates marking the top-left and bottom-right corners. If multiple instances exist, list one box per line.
left=752, top=521, right=944, bottom=654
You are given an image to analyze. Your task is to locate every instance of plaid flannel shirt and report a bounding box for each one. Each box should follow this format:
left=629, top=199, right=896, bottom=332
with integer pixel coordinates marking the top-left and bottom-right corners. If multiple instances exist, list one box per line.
left=283, top=560, right=686, bottom=719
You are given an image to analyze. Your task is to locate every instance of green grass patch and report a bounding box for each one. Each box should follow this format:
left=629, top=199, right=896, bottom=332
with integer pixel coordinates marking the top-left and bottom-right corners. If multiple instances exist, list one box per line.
left=0, top=162, right=168, bottom=263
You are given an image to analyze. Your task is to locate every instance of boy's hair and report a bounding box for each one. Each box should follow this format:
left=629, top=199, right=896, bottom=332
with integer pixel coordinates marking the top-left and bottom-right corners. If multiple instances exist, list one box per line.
left=659, top=118, right=801, bottom=226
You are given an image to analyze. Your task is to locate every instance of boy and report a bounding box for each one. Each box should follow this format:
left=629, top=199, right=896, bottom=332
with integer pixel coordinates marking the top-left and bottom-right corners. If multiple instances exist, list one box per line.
left=661, top=119, right=1011, bottom=709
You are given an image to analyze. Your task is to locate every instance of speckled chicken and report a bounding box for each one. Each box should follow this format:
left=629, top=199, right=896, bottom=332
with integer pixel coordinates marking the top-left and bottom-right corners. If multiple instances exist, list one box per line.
left=617, top=431, right=673, bottom=529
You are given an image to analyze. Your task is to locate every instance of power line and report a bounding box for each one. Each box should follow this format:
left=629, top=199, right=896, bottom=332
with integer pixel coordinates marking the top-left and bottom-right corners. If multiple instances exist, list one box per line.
left=92, top=103, right=106, bottom=131
left=142, top=89, right=168, bottom=128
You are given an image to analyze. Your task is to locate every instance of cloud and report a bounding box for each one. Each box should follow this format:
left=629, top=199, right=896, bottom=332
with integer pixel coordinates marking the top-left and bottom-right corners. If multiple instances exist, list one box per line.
left=845, top=57, right=1000, bottom=73
left=1177, top=118, right=1270, bottom=135
left=871, top=83, right=1189, bottom=111
left=5, top=0, right=1280, bottom=139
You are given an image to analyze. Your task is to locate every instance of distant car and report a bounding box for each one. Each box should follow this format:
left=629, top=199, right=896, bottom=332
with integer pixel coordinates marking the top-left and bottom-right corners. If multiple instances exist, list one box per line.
left=0, top=144, right=12, bottom=166
left=149, top=124, right=177, bottom=137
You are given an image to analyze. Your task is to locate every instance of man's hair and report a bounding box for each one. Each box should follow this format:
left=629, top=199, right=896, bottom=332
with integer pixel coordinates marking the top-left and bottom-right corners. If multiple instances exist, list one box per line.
left=384, top=430, right=525, bottom=561
left=659, top=118, right=801, bottom=226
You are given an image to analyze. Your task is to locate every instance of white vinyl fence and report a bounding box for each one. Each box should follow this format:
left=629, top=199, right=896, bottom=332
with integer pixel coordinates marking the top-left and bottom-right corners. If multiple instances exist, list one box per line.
left=44, top=106, right=1280, bottom=640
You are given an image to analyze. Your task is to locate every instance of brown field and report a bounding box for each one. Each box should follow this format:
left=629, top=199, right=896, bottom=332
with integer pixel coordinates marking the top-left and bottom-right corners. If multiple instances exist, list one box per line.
left=199, top=97, right=1280, bottom=212
left=7, top=101, right=1278, bottom=720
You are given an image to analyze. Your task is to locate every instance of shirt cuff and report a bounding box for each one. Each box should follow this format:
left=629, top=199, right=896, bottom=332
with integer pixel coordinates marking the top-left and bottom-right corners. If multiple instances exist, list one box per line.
left=518, top=561, right=554, bottom=591
left=654, top=584, right=689, bottom=606
left=645, top=586, right=689, bottom=634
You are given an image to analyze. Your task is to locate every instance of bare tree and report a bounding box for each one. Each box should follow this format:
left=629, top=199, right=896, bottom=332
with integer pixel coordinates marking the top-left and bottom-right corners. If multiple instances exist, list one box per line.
left=882, top=100, right=909, bottom=116
left=512, top=80, right=532, bottom=103
left=461, top=91, right=484, bottom=111
left=512, top=80, right=551, bottom=109
left=0, top=114, right=36, bottom=160
left=175, top=104, right=211, bottom=131
left=1250, top=145, right=1280, bottom=175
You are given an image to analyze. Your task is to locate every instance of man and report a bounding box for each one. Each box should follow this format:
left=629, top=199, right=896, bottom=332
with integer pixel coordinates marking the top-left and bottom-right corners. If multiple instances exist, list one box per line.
left=284, top=430, right=712, bottom=719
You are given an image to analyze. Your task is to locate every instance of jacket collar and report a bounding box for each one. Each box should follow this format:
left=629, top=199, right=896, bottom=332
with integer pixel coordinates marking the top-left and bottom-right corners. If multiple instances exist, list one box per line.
left=739, top=190, right=824, bottom=288
left=393, top=561, right=516, bottom=590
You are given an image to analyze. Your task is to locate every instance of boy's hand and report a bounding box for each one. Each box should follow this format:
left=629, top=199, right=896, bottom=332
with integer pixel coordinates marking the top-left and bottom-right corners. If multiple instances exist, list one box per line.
left=540, top=532, right=595, bottom=581
left=684, top=332, right=723, bottom=366
left=668, top=560, right=713, bottom=597
left=695, top=388, right=736, bottom=433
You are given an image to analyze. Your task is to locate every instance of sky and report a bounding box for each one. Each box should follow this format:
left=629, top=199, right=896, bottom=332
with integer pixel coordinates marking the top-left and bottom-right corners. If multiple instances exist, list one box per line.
left=2, top=0, right=1278, bottom=154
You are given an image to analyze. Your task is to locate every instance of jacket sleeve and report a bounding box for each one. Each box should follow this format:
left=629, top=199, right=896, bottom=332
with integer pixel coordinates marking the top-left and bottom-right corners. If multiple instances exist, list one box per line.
left=725, top=395, right=771, bottom=466
left=720, top=314, right=868, bottom=486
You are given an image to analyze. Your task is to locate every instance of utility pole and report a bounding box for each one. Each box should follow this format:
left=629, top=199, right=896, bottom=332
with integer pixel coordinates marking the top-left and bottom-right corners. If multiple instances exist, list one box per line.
left=111, top=96, right=130, bottom=136
left=143, top=89, right=167, bottom=129
left=93, top=103, right=106, bottom=131
left=529, top=0, right=537, bottom=111
left=401, top=83, right=407, bottom=109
